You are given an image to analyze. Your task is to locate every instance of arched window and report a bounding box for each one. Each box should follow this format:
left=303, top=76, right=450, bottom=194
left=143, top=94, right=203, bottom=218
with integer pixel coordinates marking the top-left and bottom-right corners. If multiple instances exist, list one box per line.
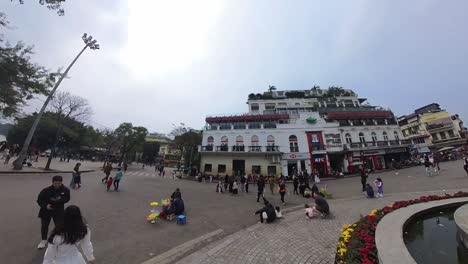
left=359, top=132, right=366, bottom=143
left=289, top=135, right=298, bottom=152
left=371, top=132, right=377, bottom=142
left=383, top=132, right=388, bottom=141
left=207, top=136, right=214, bottom=145
left=345, top=133, right=352, bottom=144
left=221, top=136, right=228, bottom=145
left=251, top=135, right=259, bottom=146
left=394, top=131, right=400, bottom=141
left=236, top=135, right=244, bottom=146
left=267, top=135, right=275, bottom=146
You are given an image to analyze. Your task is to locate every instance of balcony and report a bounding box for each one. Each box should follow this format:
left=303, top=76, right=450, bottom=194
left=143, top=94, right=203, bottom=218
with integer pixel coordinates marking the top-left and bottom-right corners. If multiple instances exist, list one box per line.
left=216, top=145, right=229, bottom=152
left=389, top=140, right=400, bottom=146
left=266, top=146, right=280, bottom=152
left=311, top=145, right=326, bottom=151
left=290, top=147, right=299, bottom=152
left=427, top=123, right=453, bottom=132
left=201, top=145, right=214, bottom=151
left=232, top=145, right=245, bottom=152
left=248, top=146, right=262, bottom=152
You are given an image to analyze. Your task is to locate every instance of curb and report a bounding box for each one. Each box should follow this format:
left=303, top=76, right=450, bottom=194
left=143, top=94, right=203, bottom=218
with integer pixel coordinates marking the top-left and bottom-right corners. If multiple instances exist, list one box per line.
left=0, top=169, right=95, bottom=174
left=141, top=228, right=224, bottom=264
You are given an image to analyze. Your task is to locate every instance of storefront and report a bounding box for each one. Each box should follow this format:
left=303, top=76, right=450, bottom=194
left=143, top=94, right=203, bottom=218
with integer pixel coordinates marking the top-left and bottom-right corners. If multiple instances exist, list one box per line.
left=352, top=150, right=386, bottom=171
left=281, top=152, right=311, bottom=178
left=384, top=147, right=409, bottom=166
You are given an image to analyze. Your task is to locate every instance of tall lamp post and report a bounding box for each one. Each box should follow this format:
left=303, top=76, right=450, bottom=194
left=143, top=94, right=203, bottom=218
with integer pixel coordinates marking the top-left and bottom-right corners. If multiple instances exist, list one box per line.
left=13, top=33, right=100, bottom=170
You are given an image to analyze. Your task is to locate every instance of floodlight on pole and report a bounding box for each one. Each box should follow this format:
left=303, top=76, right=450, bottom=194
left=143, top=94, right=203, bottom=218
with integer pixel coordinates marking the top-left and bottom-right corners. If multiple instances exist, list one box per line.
left=13, top=33, right=100, bottom=170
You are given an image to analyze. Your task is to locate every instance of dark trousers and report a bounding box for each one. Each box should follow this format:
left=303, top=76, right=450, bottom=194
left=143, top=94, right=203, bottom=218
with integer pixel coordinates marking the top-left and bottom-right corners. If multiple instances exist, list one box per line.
left=280, top=192, right=285, bottom=203
left=245, top=184, right=249, bottom=193
left=40, top=212, right=63, bottom=240
left=102, top=173, right=110, bottom=183
left=361, top=181, right=366, bottom=192
left=293, top=184, right=298, bottom=194
left=114, top=179, right=120, bottom=190
left=257, top=192, right=263, bottom=202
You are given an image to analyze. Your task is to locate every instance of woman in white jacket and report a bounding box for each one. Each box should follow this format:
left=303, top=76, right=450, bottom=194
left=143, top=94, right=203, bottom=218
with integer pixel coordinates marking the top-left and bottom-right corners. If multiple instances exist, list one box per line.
left=43, top=205, right=95, bottom=264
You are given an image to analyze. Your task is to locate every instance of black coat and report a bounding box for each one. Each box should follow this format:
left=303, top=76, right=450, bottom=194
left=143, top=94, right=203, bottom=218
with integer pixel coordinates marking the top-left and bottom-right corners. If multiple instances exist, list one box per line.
left=37, top=185, right=70, bottom=218
left=255, top=204, right=276, bottom=223
left=257, top=179, right=265, bottom=193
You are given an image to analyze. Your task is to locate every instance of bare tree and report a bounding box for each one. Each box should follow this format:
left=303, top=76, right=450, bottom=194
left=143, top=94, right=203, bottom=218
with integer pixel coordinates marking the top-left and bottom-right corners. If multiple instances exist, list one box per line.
left=49, top=91, right=93, bottom=122
left=44, top=91, right=93, bottom=169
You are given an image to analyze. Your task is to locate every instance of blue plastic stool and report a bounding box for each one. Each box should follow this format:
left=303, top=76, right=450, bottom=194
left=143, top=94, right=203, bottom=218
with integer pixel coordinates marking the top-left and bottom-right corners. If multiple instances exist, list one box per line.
left=177, top=215, right=186, bottom=225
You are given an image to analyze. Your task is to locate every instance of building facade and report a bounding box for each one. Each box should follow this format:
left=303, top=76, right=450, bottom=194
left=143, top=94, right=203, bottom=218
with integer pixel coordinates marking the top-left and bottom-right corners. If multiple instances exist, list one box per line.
left=398, top=103, right=468, bottom=153
left=145, top=134, right=181, bottom=167
left=200, top=87, right=409, bottom=177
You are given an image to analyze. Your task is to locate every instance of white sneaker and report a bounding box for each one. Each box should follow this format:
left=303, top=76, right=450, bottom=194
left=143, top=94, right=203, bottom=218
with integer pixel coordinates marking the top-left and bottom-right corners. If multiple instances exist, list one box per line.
left=37, top=240, right=47, bottom=249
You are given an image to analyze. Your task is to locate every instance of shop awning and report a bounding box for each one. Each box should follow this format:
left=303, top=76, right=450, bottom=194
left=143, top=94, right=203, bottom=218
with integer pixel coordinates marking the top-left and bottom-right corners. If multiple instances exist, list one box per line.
left=417, top=147, right=431, bottom=153
left=438, top=146, right=455, bottom=152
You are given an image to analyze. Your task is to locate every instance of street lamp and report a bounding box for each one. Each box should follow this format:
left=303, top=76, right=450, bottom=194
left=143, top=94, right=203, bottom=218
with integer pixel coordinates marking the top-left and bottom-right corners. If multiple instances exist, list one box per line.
left=13, top=33, right=100, bottom=170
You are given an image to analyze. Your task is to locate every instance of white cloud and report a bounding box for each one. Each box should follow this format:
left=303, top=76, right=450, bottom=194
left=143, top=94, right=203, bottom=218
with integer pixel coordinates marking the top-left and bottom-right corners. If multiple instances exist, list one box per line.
left=118, top=0, right=226, bottom=80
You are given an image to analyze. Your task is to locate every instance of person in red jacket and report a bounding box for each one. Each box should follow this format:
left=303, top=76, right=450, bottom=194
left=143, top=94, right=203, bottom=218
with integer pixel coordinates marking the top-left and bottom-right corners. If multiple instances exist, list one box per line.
left=106, top=177, right=114, bottom=192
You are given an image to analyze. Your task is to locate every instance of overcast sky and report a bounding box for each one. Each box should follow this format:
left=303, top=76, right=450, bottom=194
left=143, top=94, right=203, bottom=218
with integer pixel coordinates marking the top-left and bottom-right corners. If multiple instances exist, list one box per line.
left=2, top=0, right=468, bottom=133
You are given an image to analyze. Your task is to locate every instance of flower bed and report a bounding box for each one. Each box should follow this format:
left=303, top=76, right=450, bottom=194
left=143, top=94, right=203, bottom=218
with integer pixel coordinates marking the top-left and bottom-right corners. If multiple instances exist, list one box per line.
left=335, top=191, right=468, bottom=264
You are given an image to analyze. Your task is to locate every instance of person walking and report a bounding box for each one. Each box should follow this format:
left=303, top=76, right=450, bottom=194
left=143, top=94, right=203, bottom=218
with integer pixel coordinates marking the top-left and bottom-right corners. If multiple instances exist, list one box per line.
left=224, top=175, right=229, bottom=191
left=101, top=163, right=112, bottom=183
left=245, top=175, right=250, bottom=193
left=113, top=167, right=124, bottom=191
left=37, top=175, right=71, bottom=249
left=269, top=176, right=275, bottom=195
left=240, top=174, right=246, bottom=192
left=360, top=167, right=368, bottom=193
left=257, top=176, right=265, bottom=202
left=42, top=205, right=95, bottom=264
left=464, top=155, right=468, bottom=175
left=123, top=161, right=128, bottom=172
left=4, top=152, right=11, bottom=164
left=279, top=180, right=286, bottom=205
left=293, top=175, right=299, bottom=195
left=424, top=155, right=433, bottom=177
left=71, top=163, right=82, bottom=189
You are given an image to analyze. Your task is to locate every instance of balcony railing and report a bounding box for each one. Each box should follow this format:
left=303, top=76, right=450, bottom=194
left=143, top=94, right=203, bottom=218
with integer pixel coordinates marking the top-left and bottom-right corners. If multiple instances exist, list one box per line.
left=248, top=146, right=262, bottom=152
left=290, top=147, right=299, bottom=152
left=232, top=145, right=245, bottom=152
left=201, top=145, right=214, bottom=151
left=311, top=145, right=326, bottom=151
left=266, top=146, right=280, bottom=152
left=216, top=145, right=229, bottom=152
left=389, top=140, right=400, bottom=146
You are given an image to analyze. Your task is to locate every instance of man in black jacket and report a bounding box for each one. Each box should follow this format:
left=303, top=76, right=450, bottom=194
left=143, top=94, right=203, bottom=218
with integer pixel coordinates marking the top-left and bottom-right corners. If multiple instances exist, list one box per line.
left=254, top=197, right=276, bottom=223
left=36, top=175, right=70, bottom=249
left=256, top=175, right=265, bottom=202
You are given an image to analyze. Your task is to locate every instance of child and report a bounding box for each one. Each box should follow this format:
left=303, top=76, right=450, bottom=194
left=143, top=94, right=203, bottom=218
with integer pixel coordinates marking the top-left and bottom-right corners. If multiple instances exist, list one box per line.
left=232, top=181, right=239, bottom=195
left=106, top=177, right=113, bottom=192
left=365, top=183, right=375, bottom=198
left=216, top=181, right=224, bottom=193
left=305, top=203, right=314, bottom=219
left=275, top=206, right=283, bottom=219
left=374, top=178, right=383, bottom=197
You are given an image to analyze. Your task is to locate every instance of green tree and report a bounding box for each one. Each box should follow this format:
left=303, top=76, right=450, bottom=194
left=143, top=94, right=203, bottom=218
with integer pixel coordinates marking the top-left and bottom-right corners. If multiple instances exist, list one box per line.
left=114, top=123, right=148, bottom=164
left=0, top=13, right=58, bottom=117
left=174, top=130, right=202, bottom=173
left=13, top=0, right=66, bottom=16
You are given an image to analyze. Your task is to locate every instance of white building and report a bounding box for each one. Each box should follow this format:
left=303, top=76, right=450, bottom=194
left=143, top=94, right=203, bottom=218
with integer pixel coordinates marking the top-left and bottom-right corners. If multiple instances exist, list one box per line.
left=200, top=87, right=409, bottom=177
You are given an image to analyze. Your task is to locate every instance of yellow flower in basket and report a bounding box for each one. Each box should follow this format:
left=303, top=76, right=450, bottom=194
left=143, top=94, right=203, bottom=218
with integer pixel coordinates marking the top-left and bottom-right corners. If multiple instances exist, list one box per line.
left=150, top=202, right=159, bottom=207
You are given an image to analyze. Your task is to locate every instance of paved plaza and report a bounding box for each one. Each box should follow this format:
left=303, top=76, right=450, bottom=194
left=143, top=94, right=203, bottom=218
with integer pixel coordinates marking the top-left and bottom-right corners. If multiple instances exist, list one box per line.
left=0, top=160, right=467, bottom=264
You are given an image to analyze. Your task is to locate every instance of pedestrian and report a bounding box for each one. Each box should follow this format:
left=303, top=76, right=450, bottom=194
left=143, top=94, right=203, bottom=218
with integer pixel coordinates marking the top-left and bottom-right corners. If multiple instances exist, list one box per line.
left=245, top=175, right=250, bottom=193
left=257, top=175, right=265, bottom=202
left=123, top=161, right=128, bottom=172
left=304, top=172, right=310, bottom=189
left=374, top=177, right=384, bottom=198
left=424, top=155, right=433, bottom=177
left=101, top=163, right=112, bottom=183
left=42, top=205, right=95, bottom=264
left=209, top=174, right=213, bottom=183
left=113, top=167, right=124, bottom=191
left=360, top=167, right=368, bottom=192
left=224, top=175, right=229, bottom=191
left=433, top=154, right=440, bottom=172
left=229, top=176, right=234, bottom=193
left=72, top=163, right=82, bottom=189
left=311, top=183, right=320, bottom=197
left=4, top=152, right=11, bottom=164
left=240, top=174, right=246, bottom=192
left=37, top=175, right=70, bottom=249
left=106, top=176, right=114, bottom=192
left=464, top=156, right=468, bottom=175
left=216, top=181, right=224, bottom=193
left=232, top=181, right=239, bottom=195
left=279, top=180, right=286, bottom=205
left=366, top=183, right=375, bottom=198
left=269, top=176, right=275, bottom=194
left=293, top=175, right=299, bottom=195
